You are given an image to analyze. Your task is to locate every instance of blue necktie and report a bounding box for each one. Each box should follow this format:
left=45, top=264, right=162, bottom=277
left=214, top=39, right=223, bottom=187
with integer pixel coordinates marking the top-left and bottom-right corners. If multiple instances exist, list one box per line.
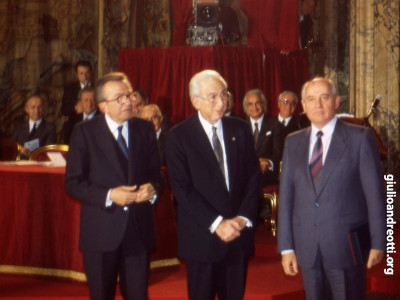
left=117, top=125, right=128, bottom=158
left=310, top=131, right=323, bottom=187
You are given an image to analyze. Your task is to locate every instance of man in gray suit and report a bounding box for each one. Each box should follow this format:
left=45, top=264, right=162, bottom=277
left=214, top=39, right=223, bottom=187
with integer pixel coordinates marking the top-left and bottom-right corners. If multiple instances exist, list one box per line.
left=277, top=77, right=385, bottom=299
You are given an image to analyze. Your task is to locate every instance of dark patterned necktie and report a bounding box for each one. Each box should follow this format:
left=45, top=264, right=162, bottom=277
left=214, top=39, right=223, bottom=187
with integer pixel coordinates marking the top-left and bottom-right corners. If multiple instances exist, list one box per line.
left=310, top=131, right=323, bottom=187
left=212, top=126, right=225, bottom=177
left=117, top=125, right=128, bottom=158
left=254, top=122, right=259, bottom=145
left=29, top=122, right=37, bottom=140
left=282, top=119, right=286, bottom=126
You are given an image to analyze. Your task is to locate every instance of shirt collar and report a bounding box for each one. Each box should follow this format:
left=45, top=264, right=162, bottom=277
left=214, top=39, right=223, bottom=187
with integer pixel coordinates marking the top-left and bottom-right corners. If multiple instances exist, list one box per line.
left=311, top=116, right=338, bottom=139
left=104, top=113, right=128, bottom=135
left=278, top=114, right=293, bottom=125
left=250, top=114, right=264, bottom=128
left=198, top=111, right=222, bottom=136
left=83, top=109, right=97, bottom=120
left=29, top=119, right=42, bottom=128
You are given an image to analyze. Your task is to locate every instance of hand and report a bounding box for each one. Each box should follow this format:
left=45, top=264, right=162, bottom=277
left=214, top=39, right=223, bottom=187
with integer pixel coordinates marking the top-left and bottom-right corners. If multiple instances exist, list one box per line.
left=135, top=183, right=156, bottom=203
left=215, top=219, right=241, bottom=242
left=21, top=146, right=31, bottom=157
left=282, top=252, right=299, bottom=276
left=259, top=158, right=271, bottom=174
left=110, top=185, right=138, bottom=206
left=367, top=249, right=384, bottom=269
left=75, top=102, right=83, bottom=114
left=232, top=216, right=248, bottom=231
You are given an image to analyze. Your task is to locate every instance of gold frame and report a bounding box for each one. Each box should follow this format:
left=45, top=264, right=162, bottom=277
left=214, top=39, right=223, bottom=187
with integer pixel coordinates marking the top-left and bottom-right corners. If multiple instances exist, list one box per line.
left=29, top=144, right=69, bottom=161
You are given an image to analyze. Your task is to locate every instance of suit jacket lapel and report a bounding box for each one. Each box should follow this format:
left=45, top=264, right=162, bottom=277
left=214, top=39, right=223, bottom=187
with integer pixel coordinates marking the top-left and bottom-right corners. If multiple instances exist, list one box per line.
left=297, top=128, right=316, bottom=195
left=193, top=115, right=228, bottom=189
left=96, top=116, right=128, bottom=182
left=316, top=120, right=347, bottom=195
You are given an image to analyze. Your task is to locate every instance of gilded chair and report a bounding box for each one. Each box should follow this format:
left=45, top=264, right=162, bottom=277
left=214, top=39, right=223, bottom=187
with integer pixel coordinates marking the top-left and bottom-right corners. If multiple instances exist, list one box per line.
left=262, top=161, right=282, bottom=236
left=29, top=144, right=69, bottom=161
left=0, top=138, right=22, bottom=161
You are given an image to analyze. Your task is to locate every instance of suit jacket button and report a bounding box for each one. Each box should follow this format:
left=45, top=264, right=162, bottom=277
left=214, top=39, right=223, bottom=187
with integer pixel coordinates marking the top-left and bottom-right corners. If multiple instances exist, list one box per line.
left=124, top=206, right=129, bottom=211
left=314, top=202, right=320, bottom=207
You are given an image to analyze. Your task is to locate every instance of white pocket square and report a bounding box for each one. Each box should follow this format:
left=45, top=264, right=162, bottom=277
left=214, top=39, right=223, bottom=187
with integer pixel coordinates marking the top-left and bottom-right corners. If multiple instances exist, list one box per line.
left=266, top=131, right=272, bottom=136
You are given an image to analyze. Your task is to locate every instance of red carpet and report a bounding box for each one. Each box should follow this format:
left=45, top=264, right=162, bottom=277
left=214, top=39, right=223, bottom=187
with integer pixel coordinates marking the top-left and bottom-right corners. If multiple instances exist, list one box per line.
left=1, top=224, right=399, bottom=299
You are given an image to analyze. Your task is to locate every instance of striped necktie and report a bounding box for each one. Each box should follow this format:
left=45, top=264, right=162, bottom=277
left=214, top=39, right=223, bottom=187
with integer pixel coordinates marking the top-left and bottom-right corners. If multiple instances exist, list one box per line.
left=310, top=131, right=323, bottom=188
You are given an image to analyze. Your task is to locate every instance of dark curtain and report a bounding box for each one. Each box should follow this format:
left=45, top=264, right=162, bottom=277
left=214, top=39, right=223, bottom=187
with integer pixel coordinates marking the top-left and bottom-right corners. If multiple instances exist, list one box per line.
left=171, top=0, right=301, bottom=51
left=118, top=46, right=308, bottom=125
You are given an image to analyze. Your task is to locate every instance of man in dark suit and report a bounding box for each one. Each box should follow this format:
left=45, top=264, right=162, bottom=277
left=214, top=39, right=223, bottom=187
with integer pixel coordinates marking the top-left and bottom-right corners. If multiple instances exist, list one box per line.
left=166, top=70, right=259, bottom=300
left=61, top=60, right=93, bottom=121
left=140, top=104, right=166, bottom=166
left=276, top=90, right=302, bottom=138
left=277, top=77, right=385, bottom=299
left=12, top=95, right=56, bottom=158
left=65, top=72, right=163, bottom=300
left=243, top=89, right=284, bottom=186
left=60, top=86, right=101, bottom=144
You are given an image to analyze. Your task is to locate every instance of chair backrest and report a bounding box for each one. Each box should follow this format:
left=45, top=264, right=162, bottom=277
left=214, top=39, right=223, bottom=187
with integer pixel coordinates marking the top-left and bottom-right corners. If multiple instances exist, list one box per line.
left=29, top=144, right=69, bottom=161
left=0, top=138, right=22, bottom=161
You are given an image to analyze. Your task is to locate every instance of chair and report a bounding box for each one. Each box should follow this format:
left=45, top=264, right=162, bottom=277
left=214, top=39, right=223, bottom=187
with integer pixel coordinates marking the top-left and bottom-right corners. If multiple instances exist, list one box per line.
left=263, top=185, right=279, bottom=237
left=0, top=138, right=22, bottom=161
left=262, top=161, right=282, bottom=236
left=29, top=144, right=69, bottom=161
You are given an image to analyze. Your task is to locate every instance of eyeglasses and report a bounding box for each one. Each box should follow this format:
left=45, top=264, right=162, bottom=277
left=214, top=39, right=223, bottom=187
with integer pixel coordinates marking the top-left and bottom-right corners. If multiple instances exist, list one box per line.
left=105, top=92, right=135, bottom=105
left=281, top=99, right=297, bottom=106
left=198, top=90, right=228, bottom=104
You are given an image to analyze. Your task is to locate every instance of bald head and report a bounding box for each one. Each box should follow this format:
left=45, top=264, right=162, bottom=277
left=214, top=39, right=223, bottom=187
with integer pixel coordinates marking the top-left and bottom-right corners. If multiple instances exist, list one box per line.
left=25, top=96, right=44, bottom=121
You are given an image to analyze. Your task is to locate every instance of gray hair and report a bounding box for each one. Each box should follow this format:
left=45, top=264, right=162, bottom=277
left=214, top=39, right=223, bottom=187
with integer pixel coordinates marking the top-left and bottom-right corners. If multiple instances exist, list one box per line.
left=242, top=89, right=267, bottom=115
left=94, top=72, right=131, bottom=104
left=301, top=77, right=338, bottom=101
left=141, top=104, right=162, bottom=118
left=278, top=90, right=298, bottom=103
left=189, top=70, right=227, bottom=99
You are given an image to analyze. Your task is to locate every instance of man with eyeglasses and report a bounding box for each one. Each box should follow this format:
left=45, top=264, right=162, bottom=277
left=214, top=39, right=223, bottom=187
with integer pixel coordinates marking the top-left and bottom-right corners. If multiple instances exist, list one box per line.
left=65, top=72, right=163, bottom=300
left=276, top=90, right=302, bottom=138
left=166, top=70, right=259, bottom=300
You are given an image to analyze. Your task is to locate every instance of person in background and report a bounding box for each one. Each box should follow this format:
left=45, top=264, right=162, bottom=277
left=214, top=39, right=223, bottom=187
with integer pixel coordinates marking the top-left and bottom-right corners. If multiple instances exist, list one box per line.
left=132, top=88, right=149, bottom=117
left=299, top=0, right=316, bottom=49
left=60, top=86, right=101, bottom=144
left=65, top=72, right=163, bottom=300
left=224, top=87, right=237, bottom=117
left=166, top=69, right=259, bottom=300
left=12, top=95, right=56, bottom=158
left=140, top=104, right=166, bottom=166
left=243, top=89, right=284, bottom=186
left=276, top=90, right=302, bottom=138
left=278, top=77, right=385, bottom=299
left=61, top=60, right=93, bottom=122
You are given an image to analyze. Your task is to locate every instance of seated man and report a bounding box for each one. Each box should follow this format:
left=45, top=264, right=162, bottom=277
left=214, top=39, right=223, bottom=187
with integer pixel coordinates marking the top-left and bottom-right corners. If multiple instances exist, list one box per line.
left=60, top=87, right=101, bottom=144
left=276, top=90, right=302, bottom=138
left=140, top=104, right=166, bottom=166
left=12, top=95, right=56, bottom=158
